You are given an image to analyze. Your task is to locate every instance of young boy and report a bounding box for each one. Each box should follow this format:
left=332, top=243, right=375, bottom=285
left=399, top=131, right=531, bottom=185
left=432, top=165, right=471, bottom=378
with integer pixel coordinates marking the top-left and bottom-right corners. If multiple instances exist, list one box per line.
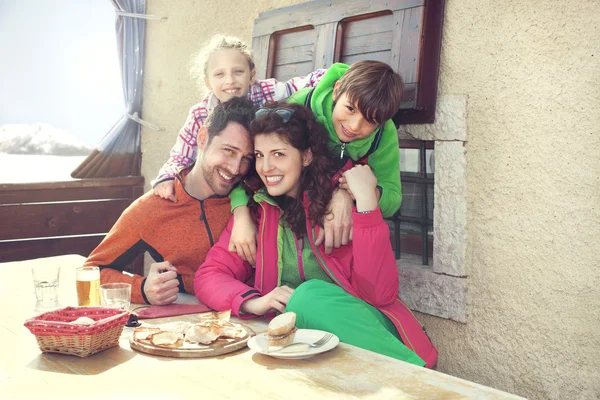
left=287, top=60, right=403, bottom=218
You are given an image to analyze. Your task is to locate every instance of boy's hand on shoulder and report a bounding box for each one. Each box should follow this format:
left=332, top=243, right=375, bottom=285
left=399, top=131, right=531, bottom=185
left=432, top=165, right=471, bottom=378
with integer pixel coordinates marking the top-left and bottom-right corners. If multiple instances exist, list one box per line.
left=153, top=180, right=177, bottom=203
left=315, top=188, right=354, bottom=254
left=343, top=165, right=379, bottom=212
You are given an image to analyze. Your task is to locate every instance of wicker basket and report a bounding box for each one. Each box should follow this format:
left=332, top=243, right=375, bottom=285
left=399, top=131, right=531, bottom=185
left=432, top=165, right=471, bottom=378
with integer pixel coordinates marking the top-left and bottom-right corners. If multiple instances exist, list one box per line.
left=24, top=306, right=130, bottom=357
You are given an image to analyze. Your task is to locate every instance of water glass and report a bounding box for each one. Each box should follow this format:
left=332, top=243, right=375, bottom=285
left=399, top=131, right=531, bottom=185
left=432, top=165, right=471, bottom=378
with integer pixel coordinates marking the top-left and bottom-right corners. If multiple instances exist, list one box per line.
left=76, top=266, right=100, bottom=306
left=32, top=265, right=60, bottom=308
left=100, top=283, right=131, bottom=310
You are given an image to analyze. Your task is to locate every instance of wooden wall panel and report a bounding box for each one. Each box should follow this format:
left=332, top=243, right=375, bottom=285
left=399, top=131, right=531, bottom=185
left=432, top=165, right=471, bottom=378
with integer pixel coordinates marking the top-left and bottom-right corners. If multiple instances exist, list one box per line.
left=252, top=0, right=444, bottom=124
left=0, top=199, right=130, bottom=241
left=272, top=28, right=315, bottom=82
left=0, top=177, right=145, bottom=265
left=0, top=235, right=104, bottom=263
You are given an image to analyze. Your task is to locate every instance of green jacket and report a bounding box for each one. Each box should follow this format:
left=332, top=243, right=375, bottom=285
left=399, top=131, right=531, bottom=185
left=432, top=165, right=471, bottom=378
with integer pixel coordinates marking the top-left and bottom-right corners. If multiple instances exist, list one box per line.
left=287, top=63, right=402, bottom=217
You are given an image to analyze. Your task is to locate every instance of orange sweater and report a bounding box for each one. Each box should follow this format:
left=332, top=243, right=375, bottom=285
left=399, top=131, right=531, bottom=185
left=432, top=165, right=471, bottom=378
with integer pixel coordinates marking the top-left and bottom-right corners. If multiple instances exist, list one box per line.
left=84, top=168, right=231, bottom=304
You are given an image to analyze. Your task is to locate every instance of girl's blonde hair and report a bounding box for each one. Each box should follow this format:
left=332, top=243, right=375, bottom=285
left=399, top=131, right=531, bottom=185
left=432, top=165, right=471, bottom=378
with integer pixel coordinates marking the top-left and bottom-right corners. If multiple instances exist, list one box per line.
left=190, top=34, right=256, bottom=96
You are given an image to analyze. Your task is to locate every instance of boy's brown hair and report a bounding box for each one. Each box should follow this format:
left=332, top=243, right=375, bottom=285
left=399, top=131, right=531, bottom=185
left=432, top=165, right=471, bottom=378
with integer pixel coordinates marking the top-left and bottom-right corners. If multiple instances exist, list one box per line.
left=335, top=60, right=403, bottom=125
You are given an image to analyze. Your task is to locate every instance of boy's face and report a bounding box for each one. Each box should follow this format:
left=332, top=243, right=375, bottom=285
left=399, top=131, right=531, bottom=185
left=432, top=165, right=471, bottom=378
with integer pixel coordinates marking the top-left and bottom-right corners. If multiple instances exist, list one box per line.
left=331, top=84, right=379, bottom=143
left=205, top=48, right=256, bottom=103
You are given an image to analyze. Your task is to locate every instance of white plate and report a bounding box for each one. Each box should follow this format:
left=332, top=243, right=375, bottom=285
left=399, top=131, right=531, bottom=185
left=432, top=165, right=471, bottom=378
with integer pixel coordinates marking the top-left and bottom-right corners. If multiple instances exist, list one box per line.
left=247, top=329, right=339, bottom=359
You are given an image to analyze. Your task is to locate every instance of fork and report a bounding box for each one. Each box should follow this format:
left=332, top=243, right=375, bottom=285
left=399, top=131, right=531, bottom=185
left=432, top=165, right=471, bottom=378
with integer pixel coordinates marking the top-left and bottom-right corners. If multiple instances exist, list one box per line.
left=270, top=333, right=334, bottom=352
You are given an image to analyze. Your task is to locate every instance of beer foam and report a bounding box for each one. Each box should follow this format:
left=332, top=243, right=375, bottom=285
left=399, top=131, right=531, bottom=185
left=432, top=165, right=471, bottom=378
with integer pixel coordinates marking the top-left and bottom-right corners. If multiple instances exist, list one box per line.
left=77, top=268, right=99, bottom=281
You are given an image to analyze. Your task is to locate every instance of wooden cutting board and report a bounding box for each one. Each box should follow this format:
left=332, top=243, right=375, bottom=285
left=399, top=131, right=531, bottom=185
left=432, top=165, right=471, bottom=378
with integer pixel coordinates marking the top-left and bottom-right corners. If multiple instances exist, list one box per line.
left=129, top=323, right=255, bottom=358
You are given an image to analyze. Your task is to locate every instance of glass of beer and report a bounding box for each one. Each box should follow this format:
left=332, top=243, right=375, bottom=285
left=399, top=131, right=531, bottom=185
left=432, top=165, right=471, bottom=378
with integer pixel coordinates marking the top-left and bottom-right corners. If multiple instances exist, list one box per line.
left=76, top=266, right=100, bottom=306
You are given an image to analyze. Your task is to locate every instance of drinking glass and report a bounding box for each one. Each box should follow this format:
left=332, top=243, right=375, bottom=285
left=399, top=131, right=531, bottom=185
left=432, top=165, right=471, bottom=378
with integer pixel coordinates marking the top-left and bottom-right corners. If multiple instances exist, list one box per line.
left=32, top=265, right=60, bottom=308
left=100, top=283, right=131, bottom=310
left=76, top=266, right=100, bottom=306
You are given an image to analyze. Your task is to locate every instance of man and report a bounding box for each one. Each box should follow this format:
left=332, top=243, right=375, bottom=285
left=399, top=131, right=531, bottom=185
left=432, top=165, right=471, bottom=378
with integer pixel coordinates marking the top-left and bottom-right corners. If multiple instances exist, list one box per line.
left=85, top=97, right=255, bottom=305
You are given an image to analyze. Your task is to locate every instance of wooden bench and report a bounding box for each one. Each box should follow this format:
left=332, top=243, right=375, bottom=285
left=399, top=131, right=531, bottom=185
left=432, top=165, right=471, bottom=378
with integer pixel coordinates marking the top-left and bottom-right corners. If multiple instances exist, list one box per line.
left=0, top=177, right=144, bottom=274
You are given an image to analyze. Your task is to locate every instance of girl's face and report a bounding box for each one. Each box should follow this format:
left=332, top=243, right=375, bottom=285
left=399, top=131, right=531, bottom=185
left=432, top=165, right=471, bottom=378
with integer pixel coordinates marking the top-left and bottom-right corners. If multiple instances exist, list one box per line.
left=254, top=133, right=312, bottom=199
left=204, top=48, right=255, bottom=102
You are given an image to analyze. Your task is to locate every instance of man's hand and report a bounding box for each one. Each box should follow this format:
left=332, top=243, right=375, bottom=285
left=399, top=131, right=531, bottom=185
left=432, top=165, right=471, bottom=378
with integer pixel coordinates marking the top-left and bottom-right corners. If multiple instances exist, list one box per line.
left=240, top=286, right=294, bottom=315
left=228, top=206, right=258, bottom=266
left=144, top=261, right=180, bottom=305
left=315, top=188, right=354, bottom=254
left=343, top=165, right=379, bottom=212
left=153, top=180, right=177, bottom=203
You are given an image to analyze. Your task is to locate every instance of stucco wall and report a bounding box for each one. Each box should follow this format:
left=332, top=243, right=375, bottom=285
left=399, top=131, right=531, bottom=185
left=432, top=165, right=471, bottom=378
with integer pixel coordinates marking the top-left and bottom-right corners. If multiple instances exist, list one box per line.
left=141, top=1, right=600, bottom=399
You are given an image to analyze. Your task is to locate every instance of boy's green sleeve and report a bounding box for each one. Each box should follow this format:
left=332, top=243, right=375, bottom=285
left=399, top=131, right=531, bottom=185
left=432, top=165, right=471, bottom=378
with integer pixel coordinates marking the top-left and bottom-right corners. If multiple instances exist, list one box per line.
left=367, top=120, right=402, bottom=218
left=287, top=87, right=310, bottom=105
left=229, top=185, right=250, bottom=213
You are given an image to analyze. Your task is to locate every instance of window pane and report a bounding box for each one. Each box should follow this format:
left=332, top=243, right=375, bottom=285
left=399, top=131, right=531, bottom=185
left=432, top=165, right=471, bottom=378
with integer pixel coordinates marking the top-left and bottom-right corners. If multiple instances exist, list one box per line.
left=399, top=182, right=421, bottom=218
left=399, top=148, right=420, bottom=174
left=426, top=149, right=435, bottom=177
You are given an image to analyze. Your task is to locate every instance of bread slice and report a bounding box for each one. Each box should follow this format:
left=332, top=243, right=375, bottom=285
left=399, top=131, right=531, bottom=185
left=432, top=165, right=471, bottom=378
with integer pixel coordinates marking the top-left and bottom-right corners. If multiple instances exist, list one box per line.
left=150, top=331, right=184, bottom=348
left=267, top=312, right=297, bottom=349
left=133, top=327, right=162, bottom=345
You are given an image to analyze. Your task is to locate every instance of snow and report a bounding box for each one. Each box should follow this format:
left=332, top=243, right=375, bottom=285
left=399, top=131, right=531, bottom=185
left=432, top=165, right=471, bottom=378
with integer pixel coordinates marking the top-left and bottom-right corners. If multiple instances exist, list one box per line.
left=0, top=123, right=93, bottom=156
left=0, top=154, right=87, bottom=183
left=0, top=124, right=93, bottom=183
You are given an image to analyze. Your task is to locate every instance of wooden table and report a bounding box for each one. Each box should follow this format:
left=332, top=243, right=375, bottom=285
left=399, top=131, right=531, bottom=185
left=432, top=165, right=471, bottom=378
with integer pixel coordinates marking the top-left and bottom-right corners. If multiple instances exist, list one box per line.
left=0, top=255, right=524, bottom=399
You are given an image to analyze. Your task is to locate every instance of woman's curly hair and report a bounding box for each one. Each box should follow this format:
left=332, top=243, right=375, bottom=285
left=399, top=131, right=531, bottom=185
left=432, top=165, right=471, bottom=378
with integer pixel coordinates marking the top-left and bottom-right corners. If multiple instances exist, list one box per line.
left=247, top=102, right=338, bottom=236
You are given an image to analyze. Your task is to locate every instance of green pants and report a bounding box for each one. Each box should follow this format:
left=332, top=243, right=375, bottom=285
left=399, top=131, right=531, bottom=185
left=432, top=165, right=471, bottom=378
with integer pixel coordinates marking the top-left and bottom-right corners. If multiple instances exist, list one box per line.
left=286, top=279, right=425, bottom=366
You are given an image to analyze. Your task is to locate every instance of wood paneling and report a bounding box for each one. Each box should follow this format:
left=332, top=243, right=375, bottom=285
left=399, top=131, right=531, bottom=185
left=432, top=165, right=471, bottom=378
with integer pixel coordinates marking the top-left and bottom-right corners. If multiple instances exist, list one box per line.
left=0, top=177, right=145, bottom=267
left=253, top=0, right=445, bottom=125
left=253, top=0, right=425, bottom=37
left=271, top=27, right=315, bottom=82
left=0, top=199, right=130, bottom=240
left=0, top=177, right=144, bottom=204
left=0, top=235, right=104, bottom=263
left=273, top=61, right=315, bottom=82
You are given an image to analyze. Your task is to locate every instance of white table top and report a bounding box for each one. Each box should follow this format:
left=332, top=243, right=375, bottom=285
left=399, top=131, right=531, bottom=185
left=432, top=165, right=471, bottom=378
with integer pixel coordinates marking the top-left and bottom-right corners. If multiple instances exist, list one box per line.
left=0, top=255, right=525, bottom=399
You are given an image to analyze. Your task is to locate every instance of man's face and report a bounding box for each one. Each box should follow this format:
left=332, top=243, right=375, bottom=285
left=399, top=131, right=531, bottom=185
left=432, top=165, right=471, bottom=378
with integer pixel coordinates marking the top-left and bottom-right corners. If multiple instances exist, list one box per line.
left=197, top=122, right=253, bottom=197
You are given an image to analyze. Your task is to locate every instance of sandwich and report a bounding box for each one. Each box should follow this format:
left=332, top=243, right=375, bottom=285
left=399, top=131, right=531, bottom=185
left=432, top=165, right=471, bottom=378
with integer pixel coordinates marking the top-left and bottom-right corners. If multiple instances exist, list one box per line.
left=267, top=312, right=297, bottom=350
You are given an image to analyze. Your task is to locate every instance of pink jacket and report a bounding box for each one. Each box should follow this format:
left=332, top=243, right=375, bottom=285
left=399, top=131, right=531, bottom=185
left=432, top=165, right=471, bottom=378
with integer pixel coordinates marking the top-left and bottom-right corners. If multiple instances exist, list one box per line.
left=194, top=194, right=438, bottom=368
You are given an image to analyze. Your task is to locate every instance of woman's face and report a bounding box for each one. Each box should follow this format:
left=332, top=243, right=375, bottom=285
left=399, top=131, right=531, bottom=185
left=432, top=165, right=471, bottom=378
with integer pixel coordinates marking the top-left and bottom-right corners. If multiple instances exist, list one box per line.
left=254, top=133, right=308, bottom=199
left=204, top=48, right=255, bottom=102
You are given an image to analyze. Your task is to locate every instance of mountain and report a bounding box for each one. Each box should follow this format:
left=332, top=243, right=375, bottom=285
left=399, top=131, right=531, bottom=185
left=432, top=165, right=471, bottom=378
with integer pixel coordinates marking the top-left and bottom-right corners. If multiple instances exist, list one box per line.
left=0, top=123, right=93, bottom=156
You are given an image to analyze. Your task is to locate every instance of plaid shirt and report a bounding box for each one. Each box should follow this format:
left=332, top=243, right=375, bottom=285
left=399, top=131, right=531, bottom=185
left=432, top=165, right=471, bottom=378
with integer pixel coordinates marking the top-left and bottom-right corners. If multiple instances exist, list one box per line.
left=152, top=70, right=327, bottom=187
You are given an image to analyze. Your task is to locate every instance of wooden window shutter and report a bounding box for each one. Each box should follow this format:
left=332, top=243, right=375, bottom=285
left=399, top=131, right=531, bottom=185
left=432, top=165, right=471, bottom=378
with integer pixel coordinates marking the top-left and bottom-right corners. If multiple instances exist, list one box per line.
left=252, top=0, right=445, bottom=124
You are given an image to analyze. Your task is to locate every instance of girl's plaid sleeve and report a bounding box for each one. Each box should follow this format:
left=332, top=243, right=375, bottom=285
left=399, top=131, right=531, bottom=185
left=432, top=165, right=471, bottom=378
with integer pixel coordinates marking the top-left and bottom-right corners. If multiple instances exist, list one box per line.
left=152, top=102, right=210, bottom=187
left=249, top=69, right=327, bottom=106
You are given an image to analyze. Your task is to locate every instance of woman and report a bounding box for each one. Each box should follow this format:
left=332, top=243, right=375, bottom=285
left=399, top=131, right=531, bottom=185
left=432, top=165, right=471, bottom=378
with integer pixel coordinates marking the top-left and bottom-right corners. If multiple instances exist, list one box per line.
left=194, top=103, right=437, bottom=367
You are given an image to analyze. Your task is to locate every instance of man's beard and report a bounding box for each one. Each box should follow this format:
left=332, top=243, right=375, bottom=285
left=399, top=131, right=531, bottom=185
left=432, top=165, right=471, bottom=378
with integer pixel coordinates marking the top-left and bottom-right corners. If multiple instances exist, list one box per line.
left=202, top=164, right=239, bottom=196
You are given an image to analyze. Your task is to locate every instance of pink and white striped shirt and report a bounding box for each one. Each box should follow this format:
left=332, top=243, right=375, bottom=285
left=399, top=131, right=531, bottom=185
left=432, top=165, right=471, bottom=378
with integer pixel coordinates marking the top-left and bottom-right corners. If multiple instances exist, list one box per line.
left=152, top=70, right=327, bottom=187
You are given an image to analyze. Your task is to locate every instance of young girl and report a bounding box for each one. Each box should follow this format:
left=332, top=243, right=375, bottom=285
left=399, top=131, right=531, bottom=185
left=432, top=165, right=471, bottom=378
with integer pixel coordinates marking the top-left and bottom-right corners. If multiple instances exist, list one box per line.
left=194, top=103, right=437, bottom=368
left=152, top=34, right=325, bottom=197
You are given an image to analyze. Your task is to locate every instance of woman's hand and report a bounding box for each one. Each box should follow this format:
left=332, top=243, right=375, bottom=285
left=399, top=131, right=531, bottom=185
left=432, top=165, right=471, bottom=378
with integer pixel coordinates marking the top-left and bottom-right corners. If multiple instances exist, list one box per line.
left=228, top=206, right=257, bottom=266
left=240, top=286, right=294, bottom=315
left=315, top=188, right=354, bottom=254
left=343, top=165, right=379, bottom=212
left=153, top=180, right=177, bottom=202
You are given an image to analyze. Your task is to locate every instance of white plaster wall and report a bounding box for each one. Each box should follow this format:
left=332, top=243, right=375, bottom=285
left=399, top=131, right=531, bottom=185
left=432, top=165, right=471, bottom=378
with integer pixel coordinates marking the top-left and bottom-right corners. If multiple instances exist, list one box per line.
left=418, top=1, right=600, bottom=399
left=141, top=1, right=600, bottom=399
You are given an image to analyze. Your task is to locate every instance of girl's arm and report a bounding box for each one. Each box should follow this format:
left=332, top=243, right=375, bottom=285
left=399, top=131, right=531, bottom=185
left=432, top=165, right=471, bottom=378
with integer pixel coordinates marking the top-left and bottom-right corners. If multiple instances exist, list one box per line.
left=151, top=103, right=210, bottom=188
left=255, top=69, right=327, bottom=103
left=342, top=165, right=399, bottom=307
left=194, top=217, right=260, bottom=317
